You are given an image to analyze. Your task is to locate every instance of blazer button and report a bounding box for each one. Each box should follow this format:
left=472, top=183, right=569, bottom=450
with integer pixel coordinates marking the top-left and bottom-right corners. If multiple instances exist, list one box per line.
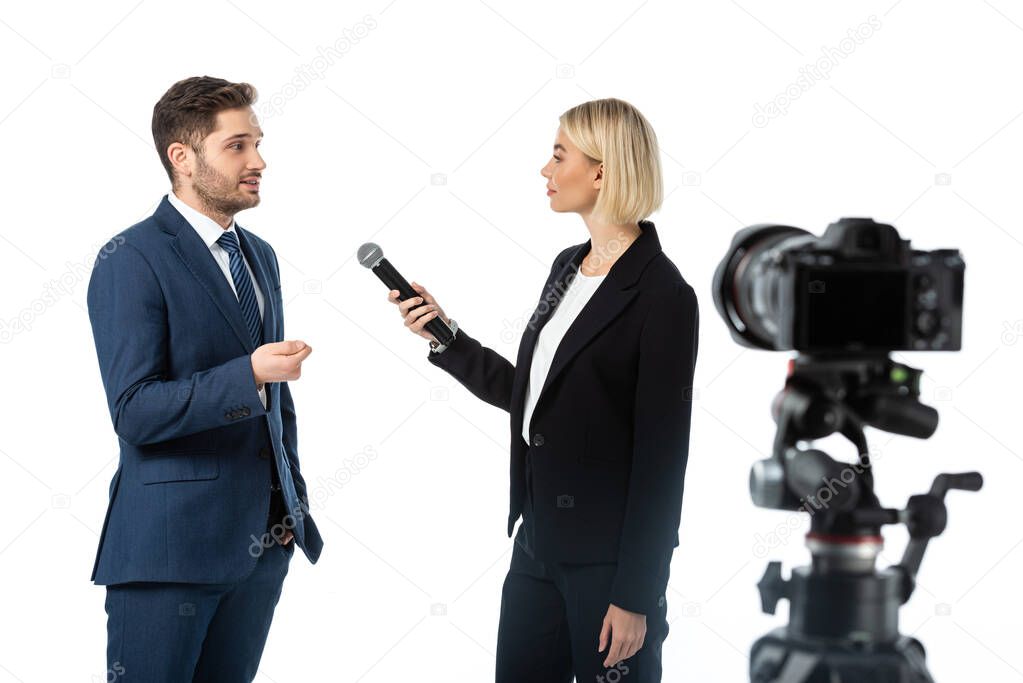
left=259, top=446, right=272, bottom=460
left=532, top=433, right=545, bottom=447
left=241, top=407, right=251, bottom=417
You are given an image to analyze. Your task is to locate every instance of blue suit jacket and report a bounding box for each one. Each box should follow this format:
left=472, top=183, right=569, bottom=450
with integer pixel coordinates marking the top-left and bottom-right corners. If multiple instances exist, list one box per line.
left=87, top=196, right=323, bottom=585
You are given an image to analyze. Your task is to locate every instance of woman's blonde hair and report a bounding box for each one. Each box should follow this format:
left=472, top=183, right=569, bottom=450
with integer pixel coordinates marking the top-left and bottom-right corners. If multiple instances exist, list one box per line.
left=558, top=98, right=663, bottom=224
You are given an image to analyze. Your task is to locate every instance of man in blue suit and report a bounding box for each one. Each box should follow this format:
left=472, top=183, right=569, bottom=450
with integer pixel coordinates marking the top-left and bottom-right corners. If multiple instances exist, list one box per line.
left=86, top=76, right=323, bottom=681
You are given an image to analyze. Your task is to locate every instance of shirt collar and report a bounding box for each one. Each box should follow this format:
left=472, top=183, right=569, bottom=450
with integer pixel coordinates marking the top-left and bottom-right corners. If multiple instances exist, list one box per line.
left=166, top=192, right=238, bottom=249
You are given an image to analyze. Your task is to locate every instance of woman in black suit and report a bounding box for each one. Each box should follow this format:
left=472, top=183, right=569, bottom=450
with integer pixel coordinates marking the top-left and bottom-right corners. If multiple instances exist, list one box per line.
left=388, top=98, right=699, bottom=682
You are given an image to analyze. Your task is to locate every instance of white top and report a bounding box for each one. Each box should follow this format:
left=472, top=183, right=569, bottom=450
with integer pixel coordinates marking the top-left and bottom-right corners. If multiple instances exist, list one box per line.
left=166, top=192, right=267, bottom=410
left=521, top=269, right=607, bottom=443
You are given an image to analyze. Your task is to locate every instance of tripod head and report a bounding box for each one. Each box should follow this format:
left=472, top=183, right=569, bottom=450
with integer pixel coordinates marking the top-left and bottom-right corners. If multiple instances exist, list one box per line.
left=752, top=353, right=982, bottom=618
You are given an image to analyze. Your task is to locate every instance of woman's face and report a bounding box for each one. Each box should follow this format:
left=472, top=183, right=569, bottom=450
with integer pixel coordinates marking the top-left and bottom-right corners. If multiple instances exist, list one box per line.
left=541, top=127, right=602, bottom=216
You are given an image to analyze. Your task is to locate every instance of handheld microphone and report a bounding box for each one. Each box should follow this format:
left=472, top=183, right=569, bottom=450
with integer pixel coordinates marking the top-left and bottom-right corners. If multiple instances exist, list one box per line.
left=358, top=242, right=455, bottom=346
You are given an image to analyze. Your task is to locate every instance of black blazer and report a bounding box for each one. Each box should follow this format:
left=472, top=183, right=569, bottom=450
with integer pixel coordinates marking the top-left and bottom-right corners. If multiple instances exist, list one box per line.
left=427, top=221, right=699, bottom=615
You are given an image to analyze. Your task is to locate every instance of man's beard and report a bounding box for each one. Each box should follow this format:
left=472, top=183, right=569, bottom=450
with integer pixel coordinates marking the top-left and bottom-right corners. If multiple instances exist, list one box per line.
left=192, top=152, right=258, bottom=219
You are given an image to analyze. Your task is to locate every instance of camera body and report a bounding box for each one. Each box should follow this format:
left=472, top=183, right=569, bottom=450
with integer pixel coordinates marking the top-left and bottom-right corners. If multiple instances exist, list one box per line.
left=713, top=217, right=964, bottom=354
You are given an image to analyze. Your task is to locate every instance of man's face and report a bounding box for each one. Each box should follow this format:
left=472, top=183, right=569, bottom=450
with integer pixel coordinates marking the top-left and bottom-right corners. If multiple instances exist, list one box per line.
left=191, top=106, right=266, bottom=217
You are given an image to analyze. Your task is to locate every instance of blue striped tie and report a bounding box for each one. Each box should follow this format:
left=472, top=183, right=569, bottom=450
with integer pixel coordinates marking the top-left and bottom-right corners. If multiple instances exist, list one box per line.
left=216, top=231, right=263, bottom=349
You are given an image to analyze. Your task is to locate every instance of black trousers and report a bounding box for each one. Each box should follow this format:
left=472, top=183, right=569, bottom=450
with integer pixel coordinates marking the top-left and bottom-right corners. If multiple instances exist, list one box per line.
left=495, top=538, right=669, bottom=683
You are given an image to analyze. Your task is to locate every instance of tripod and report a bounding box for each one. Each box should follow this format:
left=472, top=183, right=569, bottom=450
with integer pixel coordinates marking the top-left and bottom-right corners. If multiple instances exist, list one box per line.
left=748, top=354, right=982, bottom=683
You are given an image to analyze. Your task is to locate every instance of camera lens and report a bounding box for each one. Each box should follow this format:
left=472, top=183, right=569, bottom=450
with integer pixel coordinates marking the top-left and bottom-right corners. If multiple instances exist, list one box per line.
left=712, top=224, right=814, bottom=350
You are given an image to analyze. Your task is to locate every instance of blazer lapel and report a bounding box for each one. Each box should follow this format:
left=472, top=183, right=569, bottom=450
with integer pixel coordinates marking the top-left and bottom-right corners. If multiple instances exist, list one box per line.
left=534, top=285, right=638, bottom=415
left=156, top=196, right=256, bottom=354
left=512, top=221, right=663, bottom=438
left=510, top=243, right=587, bottom=439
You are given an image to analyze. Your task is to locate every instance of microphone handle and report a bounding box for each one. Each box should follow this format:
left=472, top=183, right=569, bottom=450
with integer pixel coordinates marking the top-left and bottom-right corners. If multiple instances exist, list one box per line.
left=372, top=258, right=454, bottom=346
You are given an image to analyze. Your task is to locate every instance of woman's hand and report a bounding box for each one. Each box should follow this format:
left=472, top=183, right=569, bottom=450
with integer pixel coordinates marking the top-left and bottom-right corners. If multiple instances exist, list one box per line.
left=598, top=603, right=647, bottom=667
left=387, top=281, right=450, bottom=343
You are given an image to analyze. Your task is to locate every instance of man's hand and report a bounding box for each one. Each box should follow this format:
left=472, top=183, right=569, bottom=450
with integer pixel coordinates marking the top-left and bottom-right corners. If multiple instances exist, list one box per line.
left=251, top=340, right=313, bottom=385
left=279, top=530, right=294, bottom=545
left=598, top=603, right=647, bottom=668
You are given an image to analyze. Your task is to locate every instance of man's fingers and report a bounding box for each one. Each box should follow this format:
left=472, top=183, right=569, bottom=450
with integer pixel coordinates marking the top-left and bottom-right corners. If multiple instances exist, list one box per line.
left=266, top=340, right=307, bottom=355
left=271, top=344, right=313, bottom=381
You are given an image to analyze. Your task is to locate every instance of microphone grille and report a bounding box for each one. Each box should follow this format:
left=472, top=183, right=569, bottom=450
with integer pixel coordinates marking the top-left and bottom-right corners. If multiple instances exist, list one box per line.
left=357, top=243, right=383, bottom=268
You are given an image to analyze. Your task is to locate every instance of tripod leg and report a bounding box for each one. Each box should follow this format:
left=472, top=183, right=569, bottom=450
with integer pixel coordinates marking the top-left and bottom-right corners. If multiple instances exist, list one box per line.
left=776, top=651, right=822, bottom=683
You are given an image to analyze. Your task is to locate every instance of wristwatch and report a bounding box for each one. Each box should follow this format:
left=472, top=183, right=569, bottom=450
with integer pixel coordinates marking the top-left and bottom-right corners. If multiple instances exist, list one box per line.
left=429, top=318, right=458, bottom=354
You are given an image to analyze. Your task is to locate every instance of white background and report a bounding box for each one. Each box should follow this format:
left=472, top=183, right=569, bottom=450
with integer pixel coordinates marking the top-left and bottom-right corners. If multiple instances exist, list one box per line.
left=1, top=1, right=1021, bottom=681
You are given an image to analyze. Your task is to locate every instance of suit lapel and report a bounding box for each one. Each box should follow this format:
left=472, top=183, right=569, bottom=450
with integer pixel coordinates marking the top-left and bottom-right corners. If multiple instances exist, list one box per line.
left=236, top=224, right=276, bottom=347
left=511, top=221, right=663, bottom=439
left=156, top=196, right=267, bottom=355
left=237, top=224, right=277, bottom=412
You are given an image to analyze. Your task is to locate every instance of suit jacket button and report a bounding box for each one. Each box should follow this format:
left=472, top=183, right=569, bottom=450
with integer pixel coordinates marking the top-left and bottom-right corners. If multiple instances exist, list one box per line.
left=242, top=407, right=251, bottom=416
left=225, top=411, right=234, bottom=420
left=532, top=433, right=545, bottom=447
left=259, top=446, right=271, bottom=460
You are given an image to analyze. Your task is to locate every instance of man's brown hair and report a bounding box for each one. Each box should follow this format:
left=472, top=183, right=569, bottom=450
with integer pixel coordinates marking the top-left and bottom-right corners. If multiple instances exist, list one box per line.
left=151, top=76, right=258, bottom=186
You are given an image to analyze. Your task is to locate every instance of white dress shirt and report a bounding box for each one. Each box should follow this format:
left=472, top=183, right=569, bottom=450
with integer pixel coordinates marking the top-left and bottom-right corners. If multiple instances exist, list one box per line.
left=166, top=192, right=267, bottom=409
left=521, top=269, right=606, bottom=443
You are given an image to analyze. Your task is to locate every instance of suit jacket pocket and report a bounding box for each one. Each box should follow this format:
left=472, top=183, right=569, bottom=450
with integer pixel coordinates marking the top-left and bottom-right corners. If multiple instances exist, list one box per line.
left=140, top=453, right=220, bottom=484
left=137, top=428, right=217, bottom=455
